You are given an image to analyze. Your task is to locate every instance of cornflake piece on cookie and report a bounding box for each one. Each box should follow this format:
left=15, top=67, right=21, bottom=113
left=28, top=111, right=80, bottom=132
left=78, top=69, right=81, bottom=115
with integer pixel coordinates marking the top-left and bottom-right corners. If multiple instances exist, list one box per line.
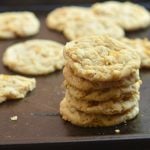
left=0, top=74, right=36, bottom=103
left=3, top=39, right=65, bottom=75
left=0, top=11, right=40, bottom=39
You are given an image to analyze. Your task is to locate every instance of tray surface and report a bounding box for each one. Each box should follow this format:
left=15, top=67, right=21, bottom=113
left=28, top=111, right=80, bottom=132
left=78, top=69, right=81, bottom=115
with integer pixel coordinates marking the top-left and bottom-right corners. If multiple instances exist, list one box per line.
left=0, top=10, right=150, bottom=146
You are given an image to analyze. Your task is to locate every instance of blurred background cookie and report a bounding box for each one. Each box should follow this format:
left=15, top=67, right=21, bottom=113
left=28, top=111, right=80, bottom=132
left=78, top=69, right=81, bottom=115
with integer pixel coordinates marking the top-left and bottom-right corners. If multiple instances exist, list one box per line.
left=64, top=17, right=124, bottom=40
left=0, top=11, right=40, bottom=39
left=2, top=39, right=64, bottom=75
left=46, top=6, right=94, bottom=32
left=92, top=1, right=150, bottom=31
left=121, top=38, right=150, bottom=68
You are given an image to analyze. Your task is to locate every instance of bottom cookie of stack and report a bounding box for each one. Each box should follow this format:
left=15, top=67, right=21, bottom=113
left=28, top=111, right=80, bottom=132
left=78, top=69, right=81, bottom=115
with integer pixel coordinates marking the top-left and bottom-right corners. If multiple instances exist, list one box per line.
left=60, top=98, right=139, bottom=127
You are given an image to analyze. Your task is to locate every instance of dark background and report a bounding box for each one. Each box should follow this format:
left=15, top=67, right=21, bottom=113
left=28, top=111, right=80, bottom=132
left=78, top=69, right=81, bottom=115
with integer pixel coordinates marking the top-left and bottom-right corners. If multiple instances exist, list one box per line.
left=0, top=0, right=150, bottom=11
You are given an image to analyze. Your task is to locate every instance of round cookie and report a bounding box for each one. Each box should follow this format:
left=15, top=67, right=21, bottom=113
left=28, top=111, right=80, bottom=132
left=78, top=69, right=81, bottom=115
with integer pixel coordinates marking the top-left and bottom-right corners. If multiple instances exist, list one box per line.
left=121, top=38, right=150, bottom=68
left=0, top=74, right=36, bottom=103
left=63, top=65, right=140, bottom=91
left=65, top=81, right=140, bottom=102
left=3, top=39, right=65, bottom=75
left=60, top=98, right=139, bottom=127
left=64, top=35, right=141, bottom=82
left=46, top=6, right=95, bottom=32
left=0, top=11, right=40, bottom=39
left=65, top=91, right=139, bottom=115
left=92, top=1, right=150, bottom=31
left=64, top=17, right=124, bottom=40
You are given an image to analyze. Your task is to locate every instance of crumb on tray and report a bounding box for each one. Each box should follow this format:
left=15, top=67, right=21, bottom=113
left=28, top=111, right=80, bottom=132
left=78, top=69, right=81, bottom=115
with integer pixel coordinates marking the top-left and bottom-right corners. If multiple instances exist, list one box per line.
left=115, top=129, right=120, bottom=134
left=10, top=115, right=18, bottom=121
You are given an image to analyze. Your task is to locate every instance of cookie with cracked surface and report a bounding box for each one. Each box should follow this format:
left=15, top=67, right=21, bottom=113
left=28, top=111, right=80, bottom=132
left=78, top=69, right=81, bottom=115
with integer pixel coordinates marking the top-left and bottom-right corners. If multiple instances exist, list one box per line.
left=64, top=17, right=124, bottom=40
left=46, top=6, right=94, bottom=32
left=63, top=66, right=140, bottom=91
left=64, top=36, right=140, bottom=82
left=60, top=98, right=139, bottom=127
left=65, top=91, right=139, bottom=115
left=0, top=74, right=36, bottom=103
left=3, top=39, right=65, bottom=75
left=92, top=1, right=150, bottom=31
left=65, top=81, right=141, bottom=102
left=0, top=11, right=40, bottom=39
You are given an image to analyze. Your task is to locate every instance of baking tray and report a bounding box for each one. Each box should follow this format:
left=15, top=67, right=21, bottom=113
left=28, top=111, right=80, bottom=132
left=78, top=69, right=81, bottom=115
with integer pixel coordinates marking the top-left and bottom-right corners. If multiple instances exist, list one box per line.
left=0, top=2, right=150, bottom=150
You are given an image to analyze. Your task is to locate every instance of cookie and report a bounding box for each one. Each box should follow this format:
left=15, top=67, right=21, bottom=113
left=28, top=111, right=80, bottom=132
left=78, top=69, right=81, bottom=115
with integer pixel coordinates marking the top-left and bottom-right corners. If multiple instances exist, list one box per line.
left=65, top=91, right=139, bottom=115
left=46, top=6, right=94, bottom=32
left=3, top=39, right=64, bottom=75
left=60, top=98, right=139, bottom=127
left=65, top=81, right=140, bottom=102
left=63, top=66, right=140, bottom=91
left=121, top=38, right=150, bottom=68
left=92, top=1, right=150, bottom=31
left=0, top=74, right=36, bottom=103
left=64, top=36, right=140, bottom=82
left=0, top=11, right=40, bottom=39
left=64, top=17, right=124, bottom=40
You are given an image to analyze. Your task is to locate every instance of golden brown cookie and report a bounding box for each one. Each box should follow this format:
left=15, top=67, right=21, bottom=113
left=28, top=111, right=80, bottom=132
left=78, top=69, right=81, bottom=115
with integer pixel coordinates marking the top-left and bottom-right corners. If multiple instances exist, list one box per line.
left=65, top=81, right=140, bottom=102
left=63, top=65, right=140, bottom=91
left=3, top=39, right=64, bottom=75
left=0, top=74, right=36, bottom=103
left=46, top=6, right=94, bottom=31
left=64, top=36, right=141, bottom=82
left=0, top=11, right=40, bottom=39
left=64, top=17, right=124, bottom=40
left=60, top=98, right=139, bottom=127
left=121, top=38, right=150, bottom=68
left=92, top=1, right=150, bottom=30
left=65, top=91, right=139, bottom=115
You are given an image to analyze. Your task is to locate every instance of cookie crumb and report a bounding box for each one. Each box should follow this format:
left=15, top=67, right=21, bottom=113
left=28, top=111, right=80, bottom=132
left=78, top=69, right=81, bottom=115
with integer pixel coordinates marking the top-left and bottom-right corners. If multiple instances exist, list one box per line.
left=10, top=115, right=18, bottom=121
left=115, top=129, right=120, bottom=133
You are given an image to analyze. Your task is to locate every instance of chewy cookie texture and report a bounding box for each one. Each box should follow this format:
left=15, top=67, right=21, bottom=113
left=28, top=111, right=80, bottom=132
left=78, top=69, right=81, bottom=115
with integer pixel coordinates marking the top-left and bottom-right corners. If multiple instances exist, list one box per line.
left=92, top=1, right=150, bottom=31
left=46, top=1, right=150, bottom=41
left=0, top=74, right=36, bottom=103
left=2, top=39, right=65, bottom=75
left=63, top=36, right=140, bottom=82
left=46, top=6, right=92, bottom=32
left=60, top=35, right=141, bottom=127
left=0, top=11, right=40, bottom=39
left=63, top=16, right=124, bottom=40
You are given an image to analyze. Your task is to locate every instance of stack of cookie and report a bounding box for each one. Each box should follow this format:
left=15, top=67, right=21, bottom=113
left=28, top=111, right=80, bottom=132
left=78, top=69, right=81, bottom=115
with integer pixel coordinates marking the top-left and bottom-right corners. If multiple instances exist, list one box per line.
left=60, top=35, right=141, bottom=127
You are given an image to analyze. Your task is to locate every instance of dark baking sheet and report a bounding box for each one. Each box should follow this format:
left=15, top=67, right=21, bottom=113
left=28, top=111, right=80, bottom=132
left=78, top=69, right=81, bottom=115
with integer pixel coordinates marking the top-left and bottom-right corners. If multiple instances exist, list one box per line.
left=0, top=6, right=150, bottom=150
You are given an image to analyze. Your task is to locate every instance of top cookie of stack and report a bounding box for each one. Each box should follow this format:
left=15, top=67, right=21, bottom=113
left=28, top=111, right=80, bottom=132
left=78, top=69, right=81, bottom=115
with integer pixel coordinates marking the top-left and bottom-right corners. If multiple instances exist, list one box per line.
left=64, top=36, right=140, bottom=82
left=60, top=35, right=141, bottom=127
